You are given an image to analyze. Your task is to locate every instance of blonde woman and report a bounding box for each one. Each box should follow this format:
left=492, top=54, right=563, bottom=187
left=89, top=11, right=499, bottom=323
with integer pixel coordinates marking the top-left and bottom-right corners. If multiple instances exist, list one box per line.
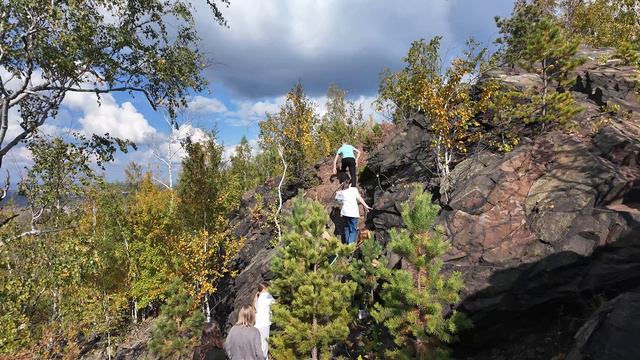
left=224, top=305, right=265, bottom=360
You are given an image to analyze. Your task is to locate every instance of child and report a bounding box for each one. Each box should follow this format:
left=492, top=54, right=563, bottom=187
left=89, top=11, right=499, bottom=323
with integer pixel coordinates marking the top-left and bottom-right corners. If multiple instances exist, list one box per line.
left=333, top=142, right=361, bottom=187
left=335, top=178, right=371, bottom=245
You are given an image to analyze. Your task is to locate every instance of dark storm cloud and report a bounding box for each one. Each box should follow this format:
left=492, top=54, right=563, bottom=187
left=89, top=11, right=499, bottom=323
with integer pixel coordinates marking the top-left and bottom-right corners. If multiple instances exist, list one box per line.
left=447, top=0, right=515, bottom=46
left=194, top=0, right=514, bottom=99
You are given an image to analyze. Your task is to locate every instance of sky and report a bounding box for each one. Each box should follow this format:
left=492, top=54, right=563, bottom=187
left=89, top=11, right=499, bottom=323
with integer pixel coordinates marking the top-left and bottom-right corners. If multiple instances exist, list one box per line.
left=2, top=0, right=515, bottom=184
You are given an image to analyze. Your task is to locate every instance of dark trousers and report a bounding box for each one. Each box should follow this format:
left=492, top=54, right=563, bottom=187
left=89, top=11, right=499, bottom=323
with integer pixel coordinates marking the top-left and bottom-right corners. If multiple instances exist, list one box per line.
left=341, top=157, right=357, bottom=187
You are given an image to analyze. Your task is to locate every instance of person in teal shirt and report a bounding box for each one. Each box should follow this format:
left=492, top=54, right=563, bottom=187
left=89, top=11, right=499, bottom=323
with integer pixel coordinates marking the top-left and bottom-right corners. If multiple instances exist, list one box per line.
left=333, top=141, right=361, bottom=187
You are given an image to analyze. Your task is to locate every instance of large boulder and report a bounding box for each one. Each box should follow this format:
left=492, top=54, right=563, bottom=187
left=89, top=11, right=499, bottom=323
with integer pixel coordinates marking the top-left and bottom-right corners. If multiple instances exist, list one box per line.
left=566, top=289, right=640, bottom=360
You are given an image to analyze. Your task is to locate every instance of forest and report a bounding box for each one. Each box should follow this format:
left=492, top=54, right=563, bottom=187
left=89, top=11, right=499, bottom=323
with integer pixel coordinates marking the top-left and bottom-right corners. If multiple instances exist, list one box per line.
left=1, top=0, right=639, bottom=359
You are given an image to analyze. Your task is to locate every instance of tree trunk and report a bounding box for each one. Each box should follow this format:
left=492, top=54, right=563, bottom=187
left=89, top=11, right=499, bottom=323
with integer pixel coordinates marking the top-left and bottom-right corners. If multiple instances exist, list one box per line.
left=275, top=145, right=287, bottom=243
left=541, top=58, right=548, bottom=123
left=205, top=292, right=211, bottom=323
left=132, top=299, right=138, bottom=323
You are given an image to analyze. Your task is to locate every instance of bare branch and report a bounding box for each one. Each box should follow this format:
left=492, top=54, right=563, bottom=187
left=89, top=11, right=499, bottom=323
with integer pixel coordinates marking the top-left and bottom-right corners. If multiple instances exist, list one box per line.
left=0, top=226, right=76, bottom=247
left=0, top=98, right=9, bottom=152
left=0, top=129, right=31, bottom=158
left=54, top=86, right=157, bottom=110
left=0, top=214, right=19, bottom=229
left=152, top=175, right=171, bottom=190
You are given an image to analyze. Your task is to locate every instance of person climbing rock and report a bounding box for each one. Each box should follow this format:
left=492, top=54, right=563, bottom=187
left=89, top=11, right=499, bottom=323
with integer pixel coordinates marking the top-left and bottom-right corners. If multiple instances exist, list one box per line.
left=224, top=306, right=265, bottom=360
left=253, top=282, right=275, bottom=359
left=333, top=141, right=361, bottom=187
left=336, top=177, right=371, bottom=245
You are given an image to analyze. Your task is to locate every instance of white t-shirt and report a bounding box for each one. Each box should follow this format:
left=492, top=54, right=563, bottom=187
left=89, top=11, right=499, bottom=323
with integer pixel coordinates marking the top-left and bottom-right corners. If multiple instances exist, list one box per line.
left=255, top=292, right=275, bottom=327
left=339, top=187, right=360, bottom=218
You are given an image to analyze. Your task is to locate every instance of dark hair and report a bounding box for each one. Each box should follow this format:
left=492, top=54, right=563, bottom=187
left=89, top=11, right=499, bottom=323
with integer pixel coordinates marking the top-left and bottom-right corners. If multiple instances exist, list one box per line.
left=257, top=281, right=269, bottom=293
left=196, top=321, right=224, bottom=360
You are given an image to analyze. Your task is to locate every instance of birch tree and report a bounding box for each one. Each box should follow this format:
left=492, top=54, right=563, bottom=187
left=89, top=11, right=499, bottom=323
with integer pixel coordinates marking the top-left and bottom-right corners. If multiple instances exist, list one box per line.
left=0, top=0, right=229, bottom=171
left=377, top=37, right=492, bottom=178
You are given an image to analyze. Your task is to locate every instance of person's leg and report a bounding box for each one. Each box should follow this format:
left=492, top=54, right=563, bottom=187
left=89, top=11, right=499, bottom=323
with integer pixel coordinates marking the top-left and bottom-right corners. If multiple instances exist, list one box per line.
left=347, top=217, right=359, bottom=245
left=342, top=157, right=357, bottom=187
left=348, top=158, right=357, bottom=187
left=342, top=216, right=349, bottom=244
left=256, top=325, right=270, bottom=358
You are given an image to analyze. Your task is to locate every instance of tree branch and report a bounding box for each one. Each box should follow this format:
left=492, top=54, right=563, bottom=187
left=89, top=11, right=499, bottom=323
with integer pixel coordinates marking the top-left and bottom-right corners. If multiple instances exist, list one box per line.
left=0, top=129, right=31, bottom=158
left=0, top=214, right=19, bottom=229
left=152, top=175, right=171, bottom=190
left=51, top=86, right=157, bottom=110
left=0, top=226, right=76, bottom=247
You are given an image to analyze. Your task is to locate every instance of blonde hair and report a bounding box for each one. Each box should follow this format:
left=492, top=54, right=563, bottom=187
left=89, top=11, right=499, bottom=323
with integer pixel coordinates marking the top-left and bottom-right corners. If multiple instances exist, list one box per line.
left=236, top=305, right=256, bottom=327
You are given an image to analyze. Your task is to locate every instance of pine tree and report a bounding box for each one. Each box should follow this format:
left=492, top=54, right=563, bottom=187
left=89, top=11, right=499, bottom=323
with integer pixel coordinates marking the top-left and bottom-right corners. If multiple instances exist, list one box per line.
left=349, top=237, right=387, bottom=356
left=615, top=40, right=640, bottom=69
left=270, top=195, right=356, bottom=360
left=496, top=0, right=584, bottom=127
left=371, top=185, right=470, bottom=360
left=149, top=280, right=204, bottom=360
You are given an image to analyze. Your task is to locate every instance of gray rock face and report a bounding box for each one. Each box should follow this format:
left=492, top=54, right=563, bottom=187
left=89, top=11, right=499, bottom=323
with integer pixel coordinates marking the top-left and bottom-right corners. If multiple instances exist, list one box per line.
left=567, top=290, right=640, bottom=360
left=357, top=48, right=640, bottom=358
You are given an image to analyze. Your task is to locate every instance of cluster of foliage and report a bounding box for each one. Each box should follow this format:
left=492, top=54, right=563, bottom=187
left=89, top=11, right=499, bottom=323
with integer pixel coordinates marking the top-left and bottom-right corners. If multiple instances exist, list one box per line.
left=258, top=82, right=384, bottom=185
left=371, top=185, right=470, bottom=359
left=560, top=0, right=639, bottom=52
left=0, top=0, right=229, bottom=169
left=270, top=185, right=467, bottom=359
left=270, top=195, right=356, bottom=360
left=496, top=0, right=585, bottom=126
left=259, top=82, right=321, bottom=181
left=377, top=37, right=493, bottom=177
left=317, top=84, right=369, bottom=153
left=149, top=280, right=205, bottom=360
left=378, top=0, right=636, bottom=175
left=0, top=132, right=242, bottom=357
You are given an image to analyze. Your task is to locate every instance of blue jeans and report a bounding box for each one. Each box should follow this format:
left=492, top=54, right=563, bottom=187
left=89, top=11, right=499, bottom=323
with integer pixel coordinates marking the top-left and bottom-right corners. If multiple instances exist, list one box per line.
left=342, top=216, right=359, bottom=245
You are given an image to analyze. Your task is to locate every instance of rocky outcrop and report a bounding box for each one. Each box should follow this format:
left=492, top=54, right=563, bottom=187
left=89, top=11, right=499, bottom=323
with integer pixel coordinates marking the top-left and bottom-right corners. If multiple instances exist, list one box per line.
left=219, top=153, right=372, bottom=328
left=566, top=289, right=640, bottom=360
left=211, top=48, right=640, bottom=358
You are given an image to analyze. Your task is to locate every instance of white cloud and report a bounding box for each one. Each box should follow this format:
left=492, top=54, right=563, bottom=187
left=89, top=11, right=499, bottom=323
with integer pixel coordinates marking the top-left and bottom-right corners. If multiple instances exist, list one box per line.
left=218, top=92, right=383, bottom=127
left=188, top=95, right=228, bottom=113
left=63, top=92, right=157, bottom=144
left=223, top=137, right=259, bottom=160
left=228, top=95, right=286, bottom=126
left=194, top=0, right=456, bottom=97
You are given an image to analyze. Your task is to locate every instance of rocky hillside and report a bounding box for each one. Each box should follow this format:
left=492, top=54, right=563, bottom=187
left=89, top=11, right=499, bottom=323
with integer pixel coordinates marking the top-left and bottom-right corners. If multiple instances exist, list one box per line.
left=219, top=48, right=640, bottom=359
left=100, top=48, right=640, bottom=359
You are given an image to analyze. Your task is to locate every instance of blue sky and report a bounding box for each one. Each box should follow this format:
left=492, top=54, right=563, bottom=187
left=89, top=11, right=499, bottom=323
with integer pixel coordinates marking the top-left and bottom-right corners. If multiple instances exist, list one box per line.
left=2, top=0, right=516, bottom=184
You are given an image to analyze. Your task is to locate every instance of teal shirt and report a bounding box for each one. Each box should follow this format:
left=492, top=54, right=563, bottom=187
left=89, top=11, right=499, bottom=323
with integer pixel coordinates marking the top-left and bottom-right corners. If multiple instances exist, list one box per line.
left=336, top=144, right=356, bottom=159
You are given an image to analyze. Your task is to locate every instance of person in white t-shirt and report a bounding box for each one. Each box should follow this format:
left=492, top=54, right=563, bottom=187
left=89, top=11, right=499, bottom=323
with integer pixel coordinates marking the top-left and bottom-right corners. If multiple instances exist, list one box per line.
left=253, top=282, right=275, bottom=359
left=336, top=180, right=372, bottom=245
